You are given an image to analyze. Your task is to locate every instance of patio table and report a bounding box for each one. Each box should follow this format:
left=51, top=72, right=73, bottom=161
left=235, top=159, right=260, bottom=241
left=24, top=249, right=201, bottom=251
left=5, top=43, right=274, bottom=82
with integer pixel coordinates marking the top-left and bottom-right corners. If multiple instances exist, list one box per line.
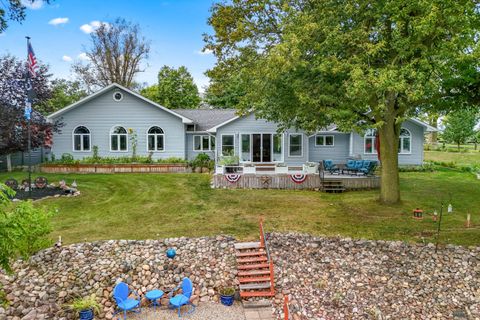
left=145, top=289, right=164, bottom=312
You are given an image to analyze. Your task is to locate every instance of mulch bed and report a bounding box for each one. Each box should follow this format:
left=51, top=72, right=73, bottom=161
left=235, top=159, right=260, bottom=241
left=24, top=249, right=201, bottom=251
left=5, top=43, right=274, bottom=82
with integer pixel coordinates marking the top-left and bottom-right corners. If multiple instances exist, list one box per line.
left=13, top=188, right=69, bottom=201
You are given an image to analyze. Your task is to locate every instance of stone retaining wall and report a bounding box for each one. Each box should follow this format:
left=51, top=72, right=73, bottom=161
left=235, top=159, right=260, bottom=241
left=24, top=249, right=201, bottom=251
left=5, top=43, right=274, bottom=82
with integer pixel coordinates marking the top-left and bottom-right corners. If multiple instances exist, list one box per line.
left=40, top=163, right=190, bottom=174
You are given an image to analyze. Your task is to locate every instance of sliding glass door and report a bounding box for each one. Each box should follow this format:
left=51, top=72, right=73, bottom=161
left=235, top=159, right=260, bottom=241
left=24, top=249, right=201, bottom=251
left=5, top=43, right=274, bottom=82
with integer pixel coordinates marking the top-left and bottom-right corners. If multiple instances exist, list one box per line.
left=240, top=133, right=283, bottom=163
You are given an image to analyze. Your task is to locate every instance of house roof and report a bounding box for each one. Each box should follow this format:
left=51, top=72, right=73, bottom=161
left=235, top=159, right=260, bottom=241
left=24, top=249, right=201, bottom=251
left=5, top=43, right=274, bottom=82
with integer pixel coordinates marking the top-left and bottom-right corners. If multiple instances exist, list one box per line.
left=47, top=83, right=194, bottom=124
left=409, top=118, right=438, bottom=132
left=175, top=108, right=238, bottom=131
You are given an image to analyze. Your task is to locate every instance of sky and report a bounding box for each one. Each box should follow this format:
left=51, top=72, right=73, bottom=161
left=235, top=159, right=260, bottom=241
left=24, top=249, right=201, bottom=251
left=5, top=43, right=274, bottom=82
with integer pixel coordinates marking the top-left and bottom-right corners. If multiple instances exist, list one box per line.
left=0, top=0, right=217, bottom=92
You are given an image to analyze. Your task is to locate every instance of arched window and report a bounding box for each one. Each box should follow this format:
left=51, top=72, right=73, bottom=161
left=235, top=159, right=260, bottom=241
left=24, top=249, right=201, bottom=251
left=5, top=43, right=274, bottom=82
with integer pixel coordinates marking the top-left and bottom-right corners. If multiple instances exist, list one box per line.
left=110, top=126, right=128, bottom=152
left=147, top=126, right=165, bottom=151
left=73, top=126, right=91, bottom=151
left=364, top=129, right=377, bottom=154
left=398, top=128, right=411, bottom=154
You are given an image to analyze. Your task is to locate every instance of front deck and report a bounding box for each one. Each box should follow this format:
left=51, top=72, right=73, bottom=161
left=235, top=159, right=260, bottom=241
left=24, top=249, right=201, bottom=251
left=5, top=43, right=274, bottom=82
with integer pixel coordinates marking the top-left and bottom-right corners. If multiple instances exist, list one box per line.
left=212, top=168, right=380, bottom=191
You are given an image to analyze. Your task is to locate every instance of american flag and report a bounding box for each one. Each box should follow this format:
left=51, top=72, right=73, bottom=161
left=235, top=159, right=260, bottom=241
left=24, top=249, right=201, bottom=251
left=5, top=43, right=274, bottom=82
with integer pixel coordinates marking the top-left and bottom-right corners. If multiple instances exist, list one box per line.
left=27, top=39, right=38, bottom=78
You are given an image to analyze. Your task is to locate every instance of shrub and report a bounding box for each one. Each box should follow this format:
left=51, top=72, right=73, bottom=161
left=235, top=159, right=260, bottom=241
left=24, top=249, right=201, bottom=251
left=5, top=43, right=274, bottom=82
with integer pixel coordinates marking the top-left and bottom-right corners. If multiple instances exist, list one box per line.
left=190, top=153, right=214, bottom=171
left=398, top=163, right=435, bottom=172
left=0, top=184, right=55, bottom=273
left=66, top=295, right=100, bottom=313
left=60, top=153, right=75, bottom=164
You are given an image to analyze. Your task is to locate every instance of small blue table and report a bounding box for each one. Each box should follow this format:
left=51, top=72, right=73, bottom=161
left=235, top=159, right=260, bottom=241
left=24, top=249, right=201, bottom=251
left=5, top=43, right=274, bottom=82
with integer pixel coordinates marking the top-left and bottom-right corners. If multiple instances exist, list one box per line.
left=145, top=289, right=164, bottom=312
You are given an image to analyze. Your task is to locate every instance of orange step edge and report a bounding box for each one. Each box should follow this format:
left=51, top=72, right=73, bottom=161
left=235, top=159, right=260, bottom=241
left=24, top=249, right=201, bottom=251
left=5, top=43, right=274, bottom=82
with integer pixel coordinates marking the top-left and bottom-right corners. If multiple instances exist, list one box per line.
left=238, top=270, right=271, bottom=277
left=235, top=251, right=267, bottom=257
left=237, top=257, right=268, bottom=264
left=237, top=263, right=270, bottom=270
left=238, top=276, right=271, bottom=283
left=240, top=291, right=275, bottom=298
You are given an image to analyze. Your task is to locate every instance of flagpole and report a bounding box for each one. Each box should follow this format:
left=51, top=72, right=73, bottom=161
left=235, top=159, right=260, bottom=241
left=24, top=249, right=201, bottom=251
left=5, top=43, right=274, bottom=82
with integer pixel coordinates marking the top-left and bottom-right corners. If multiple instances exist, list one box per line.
left=26, top=36, right=32, bottom=199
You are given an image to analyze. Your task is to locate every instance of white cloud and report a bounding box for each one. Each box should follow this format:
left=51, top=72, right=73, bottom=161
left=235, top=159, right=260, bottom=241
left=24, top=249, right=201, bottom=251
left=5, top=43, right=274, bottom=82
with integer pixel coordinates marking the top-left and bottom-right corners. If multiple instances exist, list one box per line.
left=62, top=55, right=72, bottom=62
left=77, top=53, right=89, bottom=61
left=196, top=48, right=213, bottom=55
left=49, top=17, right=69, bottom=26
left=21, top=0, right=44, bottom=10
left=80, top=21, right=109, bottom=34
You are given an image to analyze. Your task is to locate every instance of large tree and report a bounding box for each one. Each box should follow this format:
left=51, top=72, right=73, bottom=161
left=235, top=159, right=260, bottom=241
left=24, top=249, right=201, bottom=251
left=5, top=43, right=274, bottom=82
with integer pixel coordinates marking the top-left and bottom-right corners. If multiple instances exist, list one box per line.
left=0, top=55, right=59, bottom=165
left=442, top=108, right=479, bottom=150
left=0, top=0, right=51, bottom=33
left=205, top=0, right=479, bottom=203
left=73, top=18, right=150, bottom=91
left=140, top=65, right=200, bottom=109
left=37, top=79, right=87, bottom=115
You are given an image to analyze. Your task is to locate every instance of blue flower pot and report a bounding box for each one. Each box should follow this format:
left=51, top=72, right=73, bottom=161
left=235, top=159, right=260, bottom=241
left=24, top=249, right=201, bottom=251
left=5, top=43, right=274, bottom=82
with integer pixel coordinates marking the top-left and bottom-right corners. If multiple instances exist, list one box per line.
left=79, top=309, right=94, bottom=320
left=220, top=294, right=234, bottom=306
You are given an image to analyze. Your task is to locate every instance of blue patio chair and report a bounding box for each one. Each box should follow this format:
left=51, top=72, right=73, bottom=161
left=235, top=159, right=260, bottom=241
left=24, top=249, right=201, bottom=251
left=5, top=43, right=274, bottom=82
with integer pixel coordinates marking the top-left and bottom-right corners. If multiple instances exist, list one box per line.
left=359, top=161, right=377, bottom=176
left=112, top=282, right=141, bottom=320
left=169, top=277, right=196, bottom=318
left=323, top=160, right=339, bottom=174
left=346, top=160, right=356, bottom=170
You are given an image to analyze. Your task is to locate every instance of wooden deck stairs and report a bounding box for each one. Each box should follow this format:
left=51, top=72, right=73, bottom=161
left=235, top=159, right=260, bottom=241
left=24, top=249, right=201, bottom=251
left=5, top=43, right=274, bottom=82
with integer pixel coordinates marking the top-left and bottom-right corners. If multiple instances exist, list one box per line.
left=321, top=178, right=345, bottom=193
left=235, top=220, right=275, bottom=299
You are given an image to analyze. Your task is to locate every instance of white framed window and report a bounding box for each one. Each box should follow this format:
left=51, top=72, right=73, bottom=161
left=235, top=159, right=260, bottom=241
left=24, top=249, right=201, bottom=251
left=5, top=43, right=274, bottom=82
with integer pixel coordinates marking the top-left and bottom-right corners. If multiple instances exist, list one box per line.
left=221, top=134, right=235, bottom=156
left=364, top=129, right=377, bottom=154
left=288, top=133, right=303, bottom=157
left=398, top=128, right=411, bottom=154
left=240, top=134, right=251, bottom=162
left=147, top=126, right=165, bottom=152
left=110, top=126, right=128, bottom=152
left=273, top=133, right=283, bottom=162
left=193, top=135, right=215, bottom=151
left=72, top=126, right=91, bottom=152
left=315, top=135, right=334, bottom=147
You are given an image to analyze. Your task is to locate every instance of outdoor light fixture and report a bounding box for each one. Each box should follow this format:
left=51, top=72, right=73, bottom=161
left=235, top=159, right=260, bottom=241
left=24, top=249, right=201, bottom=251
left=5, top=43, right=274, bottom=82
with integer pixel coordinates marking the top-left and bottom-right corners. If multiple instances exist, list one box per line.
left=448, top=204, right=453, bottom=213
left=433, top=210, right=438, bottom=222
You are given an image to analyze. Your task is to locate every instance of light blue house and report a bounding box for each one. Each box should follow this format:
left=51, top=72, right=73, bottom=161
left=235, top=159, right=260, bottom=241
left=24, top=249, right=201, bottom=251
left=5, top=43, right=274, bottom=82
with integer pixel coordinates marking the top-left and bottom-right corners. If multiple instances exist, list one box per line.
left=47, top=83, right=435, bottom=168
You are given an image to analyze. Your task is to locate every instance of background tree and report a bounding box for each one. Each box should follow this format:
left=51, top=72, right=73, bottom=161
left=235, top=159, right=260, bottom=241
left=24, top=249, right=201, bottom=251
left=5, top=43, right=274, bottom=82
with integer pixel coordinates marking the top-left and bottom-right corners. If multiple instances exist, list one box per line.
left=37, top=79, right=87, bottom=115
left=141, top=65, right=200, bottom=109
left=0, top=55, right=60, bottom=169
left=73, top=18, right=150, bottom=91
left=205, top=0, right=479, bottom=204
left=471, top=130, right=480, bottom=151
left=0, top=0, right=51, bottom=33
left=442, top=108, right=479, bottom=150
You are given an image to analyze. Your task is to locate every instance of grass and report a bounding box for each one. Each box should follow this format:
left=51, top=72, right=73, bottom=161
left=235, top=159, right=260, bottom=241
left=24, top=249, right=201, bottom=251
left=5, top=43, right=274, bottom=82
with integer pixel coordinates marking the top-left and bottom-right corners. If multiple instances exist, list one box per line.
left=425, top=150, right=480, bottom=166
left=0, top=170, right=479, bottom=247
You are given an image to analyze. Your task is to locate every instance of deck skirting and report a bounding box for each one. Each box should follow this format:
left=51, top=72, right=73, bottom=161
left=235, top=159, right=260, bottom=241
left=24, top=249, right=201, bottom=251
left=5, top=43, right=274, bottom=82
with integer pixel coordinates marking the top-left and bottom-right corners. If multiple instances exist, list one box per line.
left=213, top=173, right=380, bottom=190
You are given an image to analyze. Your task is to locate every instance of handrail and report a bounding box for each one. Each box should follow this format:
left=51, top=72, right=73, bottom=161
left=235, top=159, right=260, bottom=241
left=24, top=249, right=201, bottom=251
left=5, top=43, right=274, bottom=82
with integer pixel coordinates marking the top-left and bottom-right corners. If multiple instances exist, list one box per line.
left=284, top=295, right=290, bottom=320
left=259, top=219, right=271, bottom=262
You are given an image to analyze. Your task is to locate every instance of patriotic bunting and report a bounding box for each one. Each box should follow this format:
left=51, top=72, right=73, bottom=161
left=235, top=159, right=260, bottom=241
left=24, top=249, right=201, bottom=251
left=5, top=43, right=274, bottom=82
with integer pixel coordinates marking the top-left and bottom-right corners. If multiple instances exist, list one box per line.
left=225, top=174, right=241, bottom=183
left=290, top=174, right=307, bottom=184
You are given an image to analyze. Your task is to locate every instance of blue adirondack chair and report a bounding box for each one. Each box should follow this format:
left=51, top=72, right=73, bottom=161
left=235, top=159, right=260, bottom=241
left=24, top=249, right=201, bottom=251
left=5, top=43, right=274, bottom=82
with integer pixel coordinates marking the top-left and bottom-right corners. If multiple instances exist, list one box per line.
left=359, top=160, right=377, bottom=176
left=112, top=282, right=141, bottom=320
left=169, top=277, right=196, bottom=318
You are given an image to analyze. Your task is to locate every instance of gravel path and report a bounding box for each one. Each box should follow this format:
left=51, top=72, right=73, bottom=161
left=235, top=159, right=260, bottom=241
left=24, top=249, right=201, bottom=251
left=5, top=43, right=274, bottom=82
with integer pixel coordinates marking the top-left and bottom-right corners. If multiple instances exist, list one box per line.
left=128, top=302, right=246, bottom=320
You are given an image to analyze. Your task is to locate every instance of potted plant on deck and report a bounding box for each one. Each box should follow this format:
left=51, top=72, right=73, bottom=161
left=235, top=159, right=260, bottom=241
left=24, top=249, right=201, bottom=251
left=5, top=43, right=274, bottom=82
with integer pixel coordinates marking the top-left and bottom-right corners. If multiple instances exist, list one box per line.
left=219, top=287, right=236, bottom=306
left=67, top=295, right=100, bottom=320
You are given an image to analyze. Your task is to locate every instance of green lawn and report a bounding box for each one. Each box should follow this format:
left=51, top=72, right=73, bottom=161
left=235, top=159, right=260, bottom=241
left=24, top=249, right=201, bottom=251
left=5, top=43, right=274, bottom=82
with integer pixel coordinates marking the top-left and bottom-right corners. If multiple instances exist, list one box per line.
left=1, top=170, right=479, bottom=246
left=425, top=150, right=480, bottom=166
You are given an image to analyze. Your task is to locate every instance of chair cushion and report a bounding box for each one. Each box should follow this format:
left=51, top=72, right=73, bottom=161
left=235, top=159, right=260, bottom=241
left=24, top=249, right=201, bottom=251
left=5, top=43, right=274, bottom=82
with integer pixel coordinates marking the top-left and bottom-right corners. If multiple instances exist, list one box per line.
left=170, top=294, right=189, bottom=307
left=346, top=160, right=355, bottom=168
left=354, top=161, right=363, bottom=168
left=362, top=161, right=371, bottom=168
left=117, top=298, right=140, bottom=311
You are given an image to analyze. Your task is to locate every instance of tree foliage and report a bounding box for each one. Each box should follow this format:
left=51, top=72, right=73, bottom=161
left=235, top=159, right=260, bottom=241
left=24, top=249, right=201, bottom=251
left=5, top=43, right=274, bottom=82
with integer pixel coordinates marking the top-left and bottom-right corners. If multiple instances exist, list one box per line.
left=140, top=65, right=200, bottom=109
left=73, top=18, right=150, bottom=91
left=0, top=55, right=60, bottom=156
left=0, top=0, right=51, bottom=33
left=205, top=0, right=480, bottom=203
left=0, top=184, right=55, bottom=273
left=37, top=79, right=87, bottom=115
left=442, top=108, right=479, bottom=149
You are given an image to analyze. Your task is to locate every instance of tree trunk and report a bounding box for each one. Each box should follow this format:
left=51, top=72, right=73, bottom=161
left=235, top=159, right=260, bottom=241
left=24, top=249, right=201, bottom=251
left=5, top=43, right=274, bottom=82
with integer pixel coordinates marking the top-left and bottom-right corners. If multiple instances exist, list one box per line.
left=6, top=154, right=12, bottom=172
left=429, top=116, right=439, bottom=144
left=378, top=118, right=401, bottom=204
left=457, top=142, right=460, bottom=151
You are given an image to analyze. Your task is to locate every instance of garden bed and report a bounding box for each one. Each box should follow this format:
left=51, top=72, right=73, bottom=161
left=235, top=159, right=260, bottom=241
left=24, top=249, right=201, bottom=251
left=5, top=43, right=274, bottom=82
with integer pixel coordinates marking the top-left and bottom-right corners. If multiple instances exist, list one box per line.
left=40, top=163, right=190, bottom=174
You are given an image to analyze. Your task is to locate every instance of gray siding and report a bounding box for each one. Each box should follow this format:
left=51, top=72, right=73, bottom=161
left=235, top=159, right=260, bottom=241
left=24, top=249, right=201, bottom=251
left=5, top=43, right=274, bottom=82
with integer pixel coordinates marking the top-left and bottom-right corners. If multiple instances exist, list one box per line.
left=186, top=133, right=215, bottom=161
left=50, top=87, right=186, bottom=160
left=215, top=113, right=308, bottom=166
left=350, top=120, right=425, bottom=165
left=308, top=133, right=350, bottom=163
